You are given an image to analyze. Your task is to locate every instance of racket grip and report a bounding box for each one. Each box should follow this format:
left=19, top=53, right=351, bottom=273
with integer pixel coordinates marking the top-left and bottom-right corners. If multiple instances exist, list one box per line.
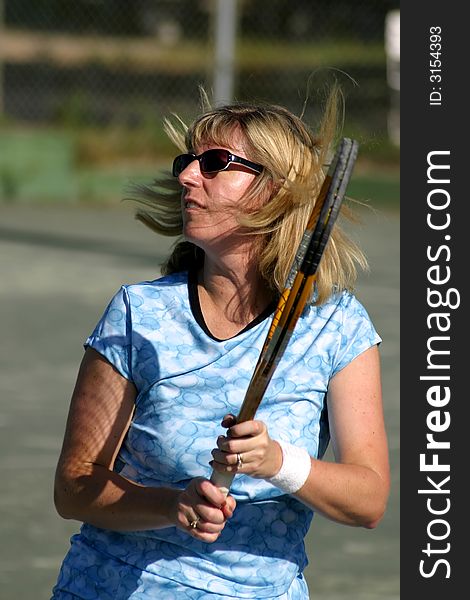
left=210, top=469, right=235, bottom=497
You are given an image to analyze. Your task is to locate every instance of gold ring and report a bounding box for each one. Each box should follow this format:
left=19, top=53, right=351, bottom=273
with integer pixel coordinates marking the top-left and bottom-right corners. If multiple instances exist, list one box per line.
left=237, top=453, right=243, bottom=469
left=189, top=518, right=199, bottom=529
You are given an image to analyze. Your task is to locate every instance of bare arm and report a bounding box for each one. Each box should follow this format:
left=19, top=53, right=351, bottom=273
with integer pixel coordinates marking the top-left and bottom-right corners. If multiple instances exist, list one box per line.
left=212, top=345, right=390, bottom=528
left=294, top=344, right=390, bottom=527
left=54, top=348, right=235, bottom=540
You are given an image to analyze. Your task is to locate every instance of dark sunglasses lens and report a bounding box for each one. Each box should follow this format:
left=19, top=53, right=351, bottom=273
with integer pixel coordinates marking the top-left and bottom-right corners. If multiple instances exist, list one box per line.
left=200, top=149, right=229, bottom=173
left=173, top=155, right=192, bottom=176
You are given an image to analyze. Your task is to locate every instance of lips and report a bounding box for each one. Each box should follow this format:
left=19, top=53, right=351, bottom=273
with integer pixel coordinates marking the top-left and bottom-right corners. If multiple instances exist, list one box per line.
left=183, top=197, right=205, bottom=210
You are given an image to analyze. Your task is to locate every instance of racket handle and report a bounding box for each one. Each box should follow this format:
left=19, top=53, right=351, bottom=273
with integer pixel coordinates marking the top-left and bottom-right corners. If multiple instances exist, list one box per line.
left=210, top=469, right=235, bottom=497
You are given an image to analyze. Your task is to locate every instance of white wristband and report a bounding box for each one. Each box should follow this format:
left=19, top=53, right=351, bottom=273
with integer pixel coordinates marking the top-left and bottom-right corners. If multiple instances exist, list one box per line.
left=267, top=441, right=312, bottom=494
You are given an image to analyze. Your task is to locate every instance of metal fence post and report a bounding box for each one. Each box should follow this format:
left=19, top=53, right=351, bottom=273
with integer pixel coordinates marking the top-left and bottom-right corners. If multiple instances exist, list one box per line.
left=385, top=10, right=400, bottom=146
left=213, top=0, right=237, bottom=105
left=0, top=0, right=4, bottom=117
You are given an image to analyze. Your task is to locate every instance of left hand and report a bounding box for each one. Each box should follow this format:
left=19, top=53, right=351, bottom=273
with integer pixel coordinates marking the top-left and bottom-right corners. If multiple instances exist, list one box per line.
left=172, top=477, right=236, bottom=543
left=210, top=414, right=283, bottom=480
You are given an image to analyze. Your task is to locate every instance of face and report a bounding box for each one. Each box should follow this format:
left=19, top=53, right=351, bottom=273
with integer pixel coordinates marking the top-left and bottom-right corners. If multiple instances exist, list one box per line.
left=178, top=129, right=263, bottom=258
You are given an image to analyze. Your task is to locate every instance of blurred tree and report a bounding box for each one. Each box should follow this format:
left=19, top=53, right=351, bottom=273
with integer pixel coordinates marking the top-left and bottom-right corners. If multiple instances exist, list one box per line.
left=4, top=0, right=208, bottom=38
left=5, top=0, right=398, bottom=41
left=239, top=0, right=400, bottom=41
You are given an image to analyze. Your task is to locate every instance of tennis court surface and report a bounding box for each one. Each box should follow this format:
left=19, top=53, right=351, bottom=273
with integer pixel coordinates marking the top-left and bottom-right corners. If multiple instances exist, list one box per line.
left=0, top=203, right=399, bottom=599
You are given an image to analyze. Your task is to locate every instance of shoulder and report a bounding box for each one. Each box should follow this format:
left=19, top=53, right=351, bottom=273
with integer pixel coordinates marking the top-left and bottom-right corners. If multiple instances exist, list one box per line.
left=124, top=271, right=188, bottom=293
left=320, top=291, right=381, bottom=376
left=305, top=289, right=371, bottom=324
left=298, top=290, right=380, bottom=352
left=121, top=272, right=189, bottom=306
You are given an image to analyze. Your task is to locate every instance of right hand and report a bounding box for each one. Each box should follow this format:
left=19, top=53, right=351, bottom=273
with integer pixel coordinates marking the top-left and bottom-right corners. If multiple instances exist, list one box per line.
left=172, top=477, right=236, bottom=543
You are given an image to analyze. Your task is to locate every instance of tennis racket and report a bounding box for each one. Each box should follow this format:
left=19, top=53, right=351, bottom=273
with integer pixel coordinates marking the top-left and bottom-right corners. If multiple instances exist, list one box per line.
left=210, top=137, right=359, bottom=494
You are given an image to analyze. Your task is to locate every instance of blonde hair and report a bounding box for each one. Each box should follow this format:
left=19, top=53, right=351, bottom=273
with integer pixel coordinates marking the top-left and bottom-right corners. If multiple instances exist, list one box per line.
left=129, top=89, right=367, bottom=304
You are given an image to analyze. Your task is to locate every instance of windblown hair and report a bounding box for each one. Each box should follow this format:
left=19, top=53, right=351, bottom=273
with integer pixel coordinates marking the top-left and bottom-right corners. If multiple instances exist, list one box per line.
left=128, top=88, right=367, bottom=304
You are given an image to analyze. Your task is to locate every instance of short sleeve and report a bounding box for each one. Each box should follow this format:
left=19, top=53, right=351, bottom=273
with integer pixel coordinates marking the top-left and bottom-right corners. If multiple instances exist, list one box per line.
left=331, top=293, right=382, bottom=377
left=85, top=286, right=133, bottom=381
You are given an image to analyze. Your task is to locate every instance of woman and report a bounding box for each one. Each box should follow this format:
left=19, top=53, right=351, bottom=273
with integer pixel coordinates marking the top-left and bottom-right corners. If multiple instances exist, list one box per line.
left=52, top=92, right=390, bottom=599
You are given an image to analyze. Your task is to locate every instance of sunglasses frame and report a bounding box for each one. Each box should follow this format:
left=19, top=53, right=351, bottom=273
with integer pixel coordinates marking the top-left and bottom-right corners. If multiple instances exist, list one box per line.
left=172, top=148, right=263, bottom=177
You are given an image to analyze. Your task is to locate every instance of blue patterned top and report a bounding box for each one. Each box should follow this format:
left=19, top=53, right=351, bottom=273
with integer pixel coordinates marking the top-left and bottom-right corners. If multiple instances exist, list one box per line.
left=60, top=272, right=381, bottom=598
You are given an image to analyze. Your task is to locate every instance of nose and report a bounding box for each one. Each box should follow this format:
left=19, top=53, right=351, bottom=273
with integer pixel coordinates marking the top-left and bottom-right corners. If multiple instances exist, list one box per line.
left=178, top=157, right=202, bottom=186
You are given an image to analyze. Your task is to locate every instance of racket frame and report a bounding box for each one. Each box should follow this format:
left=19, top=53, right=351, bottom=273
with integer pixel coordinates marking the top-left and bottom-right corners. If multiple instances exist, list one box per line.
left=210, top=137, right=359, bottom=493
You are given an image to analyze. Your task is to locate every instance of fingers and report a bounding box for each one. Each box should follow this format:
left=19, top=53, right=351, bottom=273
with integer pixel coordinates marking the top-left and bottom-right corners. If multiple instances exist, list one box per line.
left=187, top=513, right=225, bottom=535
left=187, top=479, right=226, bottom=525
left=224, top=418, right=265, bottom=439
left=212, top=418, right=282, bottom=479
left=216, top=420, right=263, bottom=460
left=196, top=477, right=230, bottom=508
left=211, top=448, right=250, bottom=476
left=175, top=478, right=236, bottom=543
left=222, top=495, right=236, bottom=519
left=221, top=413, right=237, bottom=428
left=215, top=420, right=267, bottom=456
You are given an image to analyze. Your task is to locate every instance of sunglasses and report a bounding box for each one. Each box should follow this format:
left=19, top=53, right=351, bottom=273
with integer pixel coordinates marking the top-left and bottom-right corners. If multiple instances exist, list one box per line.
left=172, top=148, right=263, bottom=177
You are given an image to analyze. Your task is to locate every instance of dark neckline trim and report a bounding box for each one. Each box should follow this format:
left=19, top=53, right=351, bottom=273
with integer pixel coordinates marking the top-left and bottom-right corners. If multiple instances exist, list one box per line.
left=187, top=269, right=277, bottom=342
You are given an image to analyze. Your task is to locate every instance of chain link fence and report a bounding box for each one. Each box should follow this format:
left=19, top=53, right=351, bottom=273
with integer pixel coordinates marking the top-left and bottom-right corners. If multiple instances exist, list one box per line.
left=0, top=0, right=399, bottom=202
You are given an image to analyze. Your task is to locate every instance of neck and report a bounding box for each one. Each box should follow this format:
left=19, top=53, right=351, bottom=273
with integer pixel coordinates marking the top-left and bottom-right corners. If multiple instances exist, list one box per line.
left=198, top=248, right=273, bottom=334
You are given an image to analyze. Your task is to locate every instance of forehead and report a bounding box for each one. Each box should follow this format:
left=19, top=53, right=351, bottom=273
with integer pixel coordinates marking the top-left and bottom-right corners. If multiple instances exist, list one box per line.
left=190, top=121, right=249, bottom=154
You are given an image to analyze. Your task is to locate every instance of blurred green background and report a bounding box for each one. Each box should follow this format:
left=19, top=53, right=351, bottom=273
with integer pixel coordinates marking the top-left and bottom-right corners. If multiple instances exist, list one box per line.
left=0, top=0, right=399, bottom=209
